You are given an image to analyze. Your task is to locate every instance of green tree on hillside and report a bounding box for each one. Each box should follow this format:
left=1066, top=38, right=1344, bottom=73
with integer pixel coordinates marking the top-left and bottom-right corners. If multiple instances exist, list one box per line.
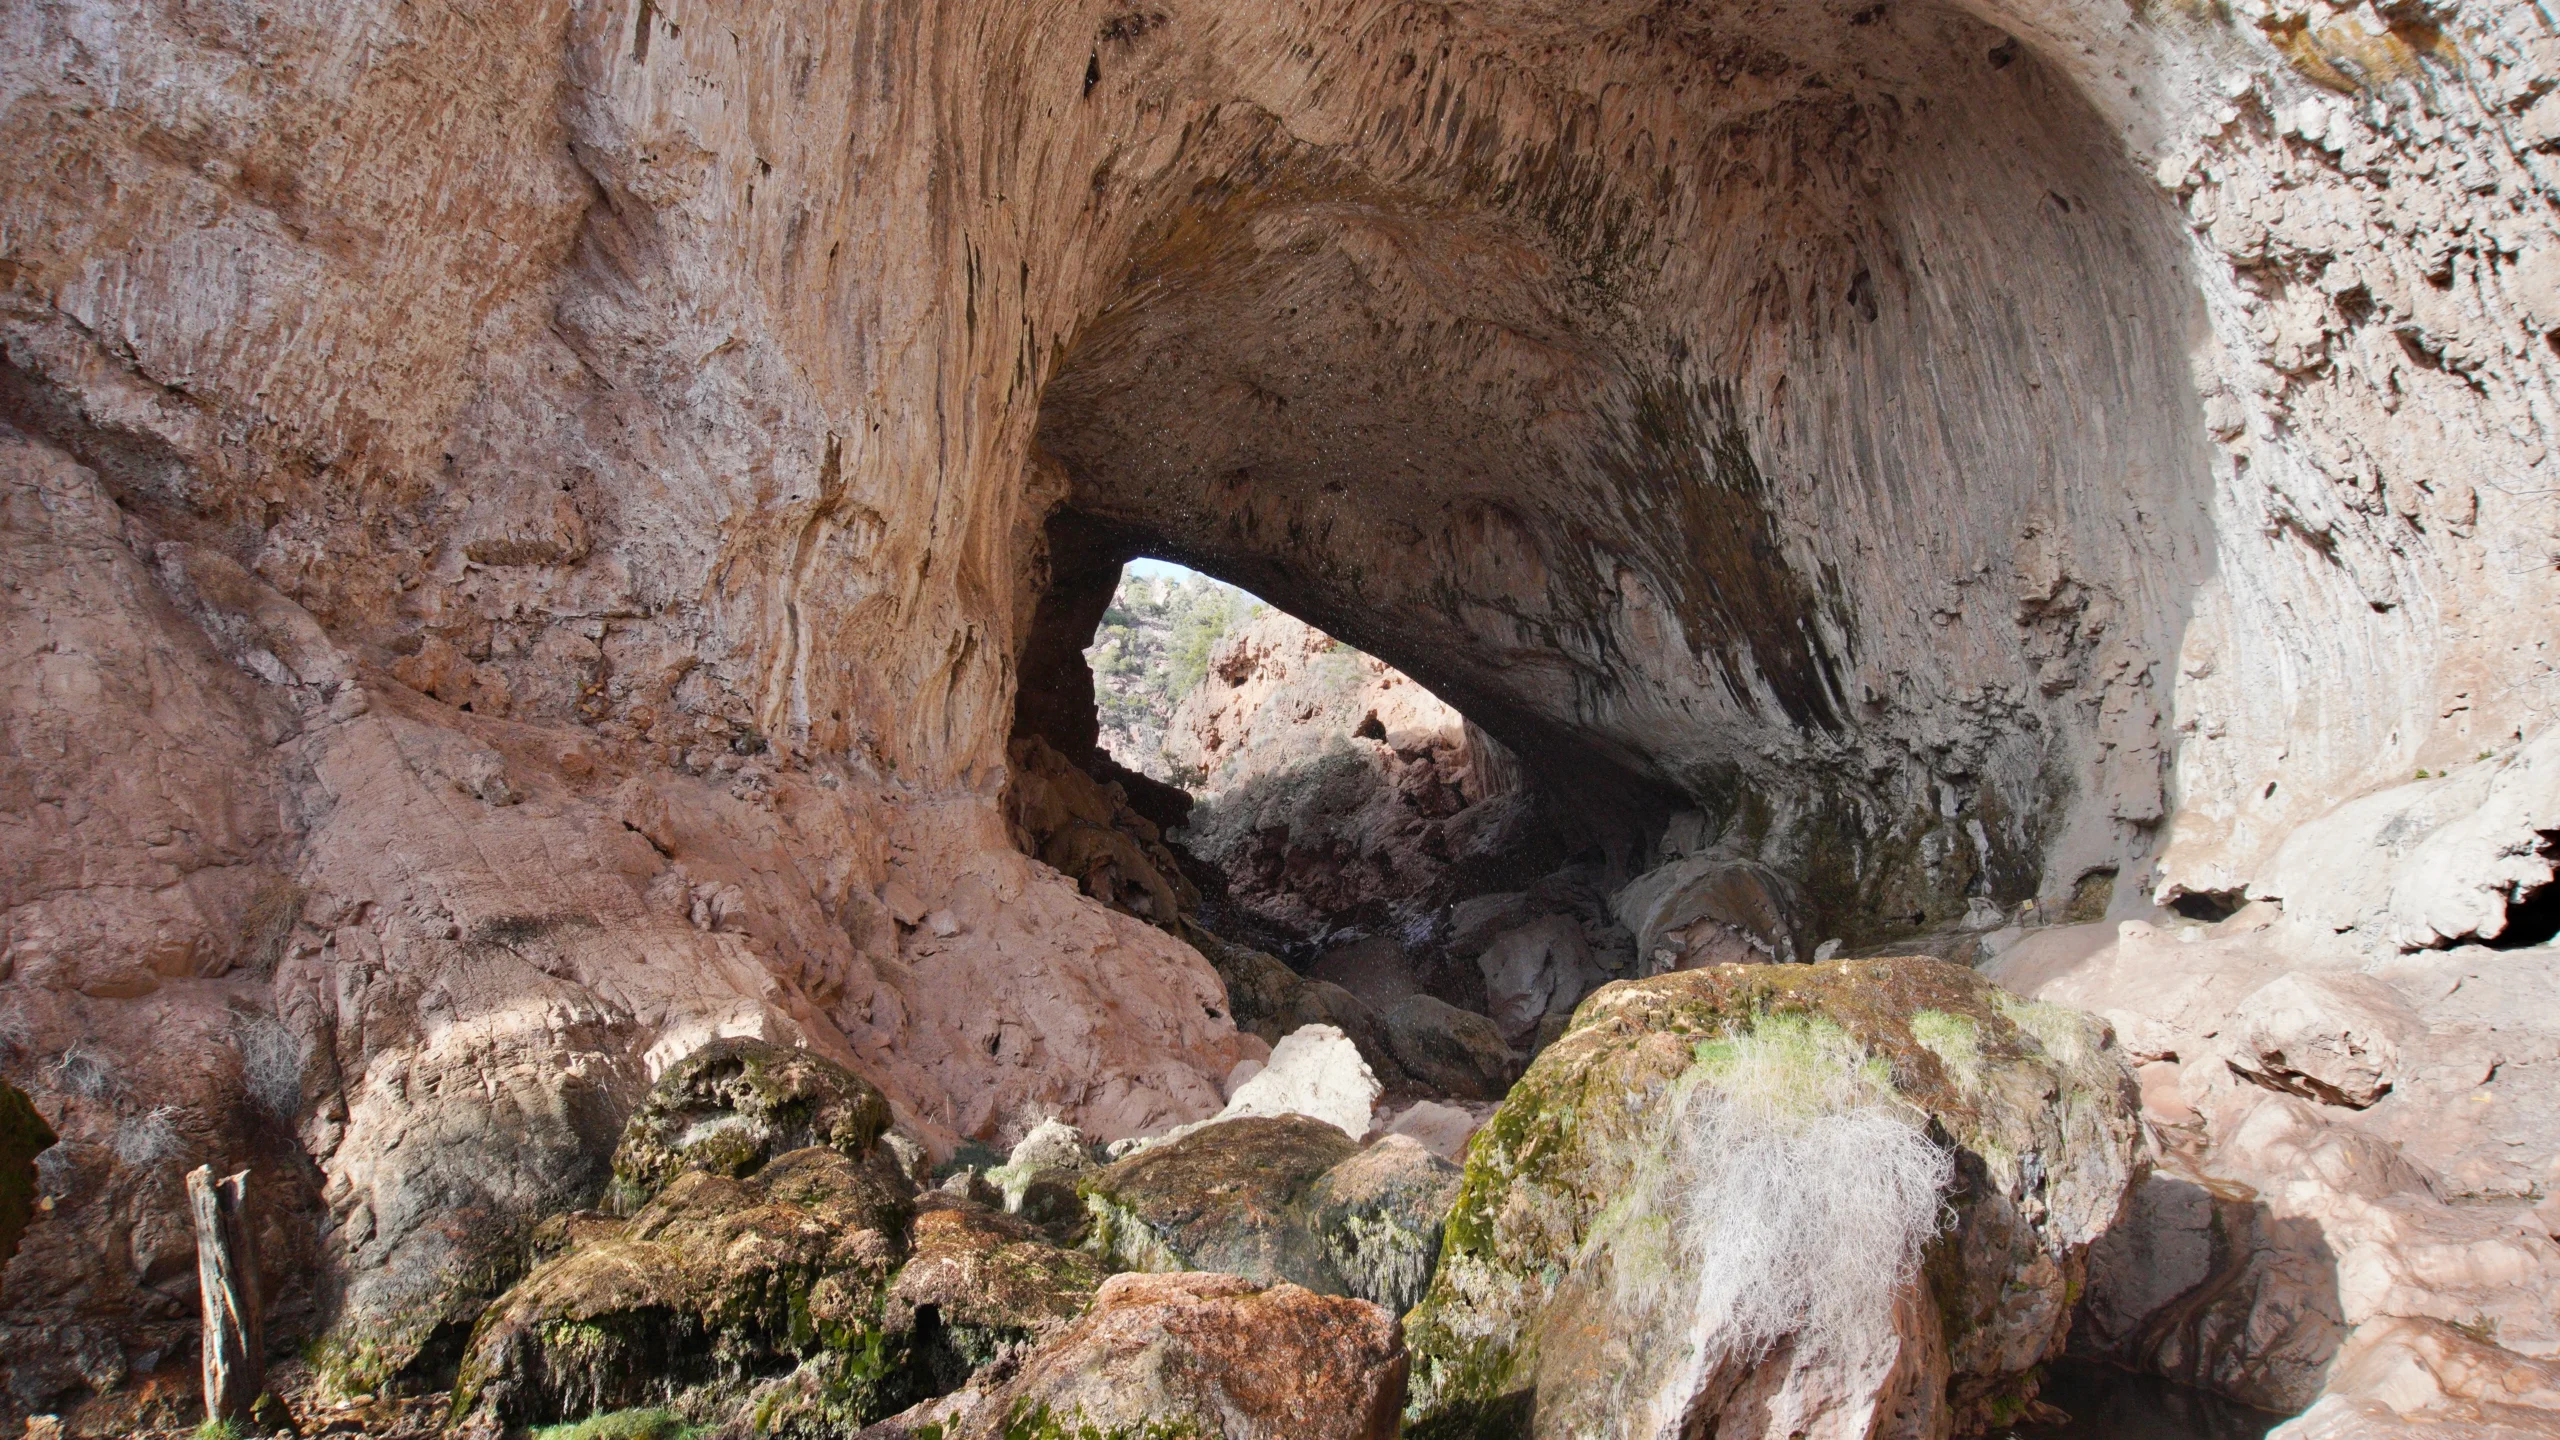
left=1086, top=568, right=1257, bottom=780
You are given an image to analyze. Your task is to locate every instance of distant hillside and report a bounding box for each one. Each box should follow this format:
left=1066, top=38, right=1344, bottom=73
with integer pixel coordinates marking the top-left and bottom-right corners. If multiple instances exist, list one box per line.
left=1085, top=569, right=1259, bottom=781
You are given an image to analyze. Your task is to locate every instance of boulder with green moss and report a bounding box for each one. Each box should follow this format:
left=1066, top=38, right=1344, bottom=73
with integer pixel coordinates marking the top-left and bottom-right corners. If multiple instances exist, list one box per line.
left=1084, top=1115, right=1359, bottom=1290
left=605, top=1037, right=893, bottom=1213
left=1081, top=1115, right=1460, bottom=1318
left=725, top=1194, right=1103, bottom=1436
left=1403, top=956, right=2143, bottom=1440
left=1303, top=1134, right=1464, bottom=1316
left=450, top=1145, right=916, bottom=1434
left=1, top=1078, right=56, bottom=1287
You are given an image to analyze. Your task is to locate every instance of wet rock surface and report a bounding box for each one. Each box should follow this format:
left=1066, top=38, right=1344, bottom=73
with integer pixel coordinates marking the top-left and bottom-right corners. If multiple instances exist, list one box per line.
left=449, top=1145, right=916, bottom=1434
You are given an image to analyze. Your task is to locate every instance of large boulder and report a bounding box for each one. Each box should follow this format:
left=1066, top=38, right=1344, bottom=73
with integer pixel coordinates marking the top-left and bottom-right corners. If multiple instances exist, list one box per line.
left=1083, top=1115, right=1462, bottom=1316
left=1187, top=924, right=1412, bottom=1088
left=1477, top=915, right=1596, bottom=1046
left=451, top=1146, right=916, bottom=1434
left=1217, top=1023, right=1382, bottom=1139
left=1381, top=994, right=1521, bottom=1100
left=1085, top=1115, right=1361, bottom=1288
left=1304, top=1135, right=1466, bottom=1316
left=1403, top=957, right=2143, bottom=1440
left=1612, top=854, right=1807, bottom=971
left=2228, top=972, right=2426, bottom=1109
left=606, top=1037, right=894, bottom=1213
left=892, top=1271, right=1408, bottom=1440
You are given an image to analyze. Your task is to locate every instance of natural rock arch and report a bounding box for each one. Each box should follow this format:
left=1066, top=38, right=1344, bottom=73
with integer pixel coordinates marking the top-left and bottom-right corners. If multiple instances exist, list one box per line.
left=1014, top=0, right=2217, bottom=942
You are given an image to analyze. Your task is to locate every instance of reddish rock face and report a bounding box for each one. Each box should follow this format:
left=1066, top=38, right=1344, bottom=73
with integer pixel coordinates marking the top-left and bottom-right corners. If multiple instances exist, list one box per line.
left=950, top=1271, right=1408, bottom=1440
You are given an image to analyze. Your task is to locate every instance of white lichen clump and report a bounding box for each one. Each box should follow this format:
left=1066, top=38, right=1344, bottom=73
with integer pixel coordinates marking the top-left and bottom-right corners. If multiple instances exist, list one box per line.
left=1597, top=1016, right=1955, bottom=1437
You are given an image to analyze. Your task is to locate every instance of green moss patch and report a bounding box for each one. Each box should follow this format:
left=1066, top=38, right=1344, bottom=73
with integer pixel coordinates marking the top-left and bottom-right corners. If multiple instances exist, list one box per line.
left=1403, top=957, right=2143, bottom=1431
left=531, top=1407, right=704, bottom=1440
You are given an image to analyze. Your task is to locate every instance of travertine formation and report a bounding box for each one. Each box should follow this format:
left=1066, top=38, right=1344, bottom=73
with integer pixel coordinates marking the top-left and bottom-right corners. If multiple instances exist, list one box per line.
left=4, top=0, right=2560, bottom=1427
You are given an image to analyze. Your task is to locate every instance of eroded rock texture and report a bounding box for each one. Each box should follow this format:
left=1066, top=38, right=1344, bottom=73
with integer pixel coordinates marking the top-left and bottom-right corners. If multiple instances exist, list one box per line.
left=3, top=0, right=2560, bottom=1421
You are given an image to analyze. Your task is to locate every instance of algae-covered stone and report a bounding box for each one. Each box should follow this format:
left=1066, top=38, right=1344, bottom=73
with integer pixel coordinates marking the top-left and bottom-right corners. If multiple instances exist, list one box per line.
left=1403, top=957, right=2142, bottom=1440
left=607, top=1037, right=893, bottom=1213
left=986, top=1118, right=1099, bottom=1234
left=1082, top=1115, right=1460, bottom=1319
left=1, top=1078, right=56, bottom=1287
left=886, top=1196, right=1102, bottom=1388
left=451, top=1146, right=914, bottom=1434
left=1083, top=1114, right=1360, bottom=1291
left=730, top=1195, right=1104, bottom=1436
left=1303, top=1134, right=1463, bottom=1316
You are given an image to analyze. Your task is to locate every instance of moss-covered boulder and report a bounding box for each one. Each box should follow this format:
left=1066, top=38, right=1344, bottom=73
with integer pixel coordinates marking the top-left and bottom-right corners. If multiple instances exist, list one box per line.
left=1084, top=1114, right=1359, bottom=1291
left=1082, top=1115, right=1461, bottom=1319
left=606, top=1037, right=892, bottom=1214
left=1304, top=1134, right=1465, bottom=1316
left=451, top=1146, right=915, bottom=1434
left=1403, top=957, right=2143, bottom=1440
left=725, top=1194, right=1103, bottom=1436
left=1, top=1078, right=56, bottom=1288
left=887, top=1197, right=1103, bottom=1383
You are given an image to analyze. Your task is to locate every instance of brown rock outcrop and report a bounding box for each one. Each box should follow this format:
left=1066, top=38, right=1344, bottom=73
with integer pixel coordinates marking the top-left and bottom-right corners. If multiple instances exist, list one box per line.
left=1168, top=609, right=1557, bottom=942
left=895, top=1271, right=1408, bottom=1440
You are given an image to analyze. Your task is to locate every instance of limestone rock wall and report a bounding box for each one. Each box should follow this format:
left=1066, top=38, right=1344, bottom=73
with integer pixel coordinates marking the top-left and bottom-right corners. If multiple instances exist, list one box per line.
left=1, top=0, right=2556, bottom=1415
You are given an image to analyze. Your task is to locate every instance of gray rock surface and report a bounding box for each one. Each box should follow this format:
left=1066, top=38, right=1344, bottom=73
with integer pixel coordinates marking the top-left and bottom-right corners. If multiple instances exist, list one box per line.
left=1380, top=995, right=1521, bottom=1101
left=1476, top=916, right=1596, bottom=1046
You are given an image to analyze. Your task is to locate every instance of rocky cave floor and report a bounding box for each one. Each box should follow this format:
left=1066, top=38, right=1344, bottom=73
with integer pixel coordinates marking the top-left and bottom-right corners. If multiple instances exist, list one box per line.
left=61, top=1362, right=451, bottom=1439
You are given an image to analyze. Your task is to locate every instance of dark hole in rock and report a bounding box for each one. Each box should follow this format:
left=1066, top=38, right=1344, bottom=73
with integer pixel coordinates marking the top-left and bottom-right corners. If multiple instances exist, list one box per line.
left=2488, top=834, right=2560, bottom=949
left=2165, top=888, right=2246, bottom=923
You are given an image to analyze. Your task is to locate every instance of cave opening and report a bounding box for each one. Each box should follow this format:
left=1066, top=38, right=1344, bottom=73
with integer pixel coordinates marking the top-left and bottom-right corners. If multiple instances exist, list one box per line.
left=1003, top=0, right=2216, bottom=1108
left=1009, top=527, right=1617, bottom=1100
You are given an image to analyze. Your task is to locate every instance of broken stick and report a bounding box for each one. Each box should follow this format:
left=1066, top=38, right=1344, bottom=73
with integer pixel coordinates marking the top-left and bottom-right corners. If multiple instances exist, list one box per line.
left=187, top=1164, right=263, bottom=1426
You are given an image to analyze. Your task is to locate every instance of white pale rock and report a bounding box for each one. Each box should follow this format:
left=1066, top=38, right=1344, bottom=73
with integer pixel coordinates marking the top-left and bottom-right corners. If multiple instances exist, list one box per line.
left=2231, top=972, right=2426, bottom=1109
left=1217, top=1024, right=1382, bottom=1140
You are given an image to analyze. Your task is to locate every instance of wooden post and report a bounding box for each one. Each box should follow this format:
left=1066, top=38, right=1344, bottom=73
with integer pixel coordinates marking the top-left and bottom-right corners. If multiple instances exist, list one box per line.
left=188, top=1164, right=263, bottom=1426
